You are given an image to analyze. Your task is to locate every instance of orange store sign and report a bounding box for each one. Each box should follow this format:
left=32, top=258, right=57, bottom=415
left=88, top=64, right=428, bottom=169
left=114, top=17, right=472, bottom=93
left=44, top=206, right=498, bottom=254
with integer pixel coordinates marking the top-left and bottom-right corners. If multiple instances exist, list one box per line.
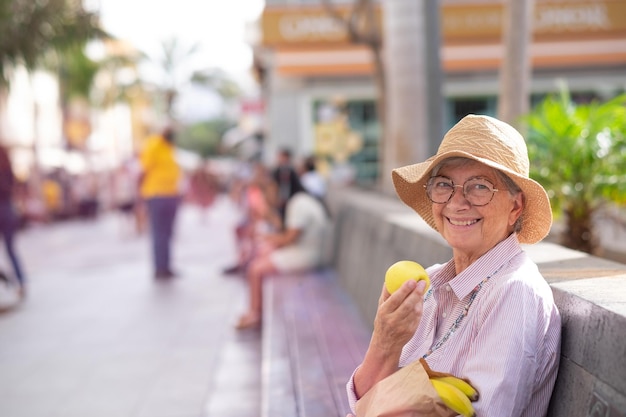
left=276, top=12, right=345, bottom=43
left=261, top=1, right=626, bottom=47
left=261, top=6, right=382, bottom=46
left=443, top=1, right=626, bottom=42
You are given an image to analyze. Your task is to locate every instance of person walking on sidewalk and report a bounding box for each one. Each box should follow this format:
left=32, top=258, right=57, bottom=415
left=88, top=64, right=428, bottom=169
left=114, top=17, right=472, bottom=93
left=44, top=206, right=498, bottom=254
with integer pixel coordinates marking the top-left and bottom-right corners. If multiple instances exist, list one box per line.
left=139, top=127, right=182, bottom=280
left=0, top=144, right=26, bottom=298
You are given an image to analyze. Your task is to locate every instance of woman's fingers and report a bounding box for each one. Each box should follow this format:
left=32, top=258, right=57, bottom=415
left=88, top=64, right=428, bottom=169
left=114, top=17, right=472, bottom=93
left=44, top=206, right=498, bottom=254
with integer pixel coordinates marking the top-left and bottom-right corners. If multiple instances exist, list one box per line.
left=371, top=279, right=427, bottom=351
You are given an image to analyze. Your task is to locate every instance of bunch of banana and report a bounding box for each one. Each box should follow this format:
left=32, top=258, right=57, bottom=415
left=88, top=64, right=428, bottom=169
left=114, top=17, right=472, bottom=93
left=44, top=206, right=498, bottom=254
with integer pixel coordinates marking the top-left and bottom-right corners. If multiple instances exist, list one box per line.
left=419, top=359, right=479, bottom=417
left=429, top=375, right=478, bottom=417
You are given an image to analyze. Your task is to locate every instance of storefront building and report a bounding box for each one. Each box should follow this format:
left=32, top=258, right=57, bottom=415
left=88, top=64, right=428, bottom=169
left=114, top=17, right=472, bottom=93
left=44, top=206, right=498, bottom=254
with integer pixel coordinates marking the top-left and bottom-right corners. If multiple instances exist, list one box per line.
left=254, top=0, right=626, bottom=186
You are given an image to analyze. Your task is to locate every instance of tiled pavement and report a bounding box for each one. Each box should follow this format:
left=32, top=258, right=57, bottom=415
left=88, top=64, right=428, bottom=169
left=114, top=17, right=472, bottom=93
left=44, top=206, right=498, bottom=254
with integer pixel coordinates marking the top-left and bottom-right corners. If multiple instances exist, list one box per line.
left=0, top=196, right=263, bottom=417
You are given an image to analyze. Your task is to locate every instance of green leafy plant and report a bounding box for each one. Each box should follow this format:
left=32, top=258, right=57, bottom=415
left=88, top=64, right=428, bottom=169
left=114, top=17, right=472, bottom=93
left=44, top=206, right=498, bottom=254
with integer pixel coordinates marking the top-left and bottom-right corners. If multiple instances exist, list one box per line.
left=0, top=0, right=105, bottom=86
left=176, top=118, right=235, bottom=159
left=522, top=89, right=626, bottom=254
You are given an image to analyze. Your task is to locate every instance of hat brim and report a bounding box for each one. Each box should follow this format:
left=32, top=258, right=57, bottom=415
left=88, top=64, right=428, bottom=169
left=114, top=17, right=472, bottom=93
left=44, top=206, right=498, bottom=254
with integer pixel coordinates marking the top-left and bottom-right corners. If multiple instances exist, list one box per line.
left=391, top=150, right=552, bottom=244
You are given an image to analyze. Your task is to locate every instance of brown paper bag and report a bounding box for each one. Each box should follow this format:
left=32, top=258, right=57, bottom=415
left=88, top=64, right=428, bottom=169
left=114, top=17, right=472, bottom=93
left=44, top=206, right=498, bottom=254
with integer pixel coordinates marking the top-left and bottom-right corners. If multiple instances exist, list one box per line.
left=354, top=359, right=457, bottom=417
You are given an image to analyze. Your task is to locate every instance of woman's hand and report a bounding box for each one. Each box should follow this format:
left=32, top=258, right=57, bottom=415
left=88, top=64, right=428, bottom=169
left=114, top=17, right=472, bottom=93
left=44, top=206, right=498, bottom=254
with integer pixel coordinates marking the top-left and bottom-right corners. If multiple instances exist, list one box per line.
left=352, top=279, right=427, bottom=399
left=370, top=279, right=427, bottom=354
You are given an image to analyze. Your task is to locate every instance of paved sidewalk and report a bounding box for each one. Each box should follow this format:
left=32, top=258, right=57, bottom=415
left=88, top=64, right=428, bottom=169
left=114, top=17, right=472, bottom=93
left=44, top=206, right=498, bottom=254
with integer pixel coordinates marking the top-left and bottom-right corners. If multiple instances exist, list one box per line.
left=0, top=196, right=262, bottom=417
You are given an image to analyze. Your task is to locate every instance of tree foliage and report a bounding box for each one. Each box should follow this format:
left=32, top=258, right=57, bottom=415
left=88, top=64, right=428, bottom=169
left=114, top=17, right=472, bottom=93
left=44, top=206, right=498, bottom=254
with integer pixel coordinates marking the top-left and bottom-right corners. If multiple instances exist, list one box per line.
left=191, top=68, right=242, bottom=101
left=0, top=0, right=105, bottom=85
left=522, top=89, right=626, bottom=254
left=56, top=45, right=100, bottom=100
left=89, top=46, right=147, bottom=109
left=176, top=118, right=235, bottom=159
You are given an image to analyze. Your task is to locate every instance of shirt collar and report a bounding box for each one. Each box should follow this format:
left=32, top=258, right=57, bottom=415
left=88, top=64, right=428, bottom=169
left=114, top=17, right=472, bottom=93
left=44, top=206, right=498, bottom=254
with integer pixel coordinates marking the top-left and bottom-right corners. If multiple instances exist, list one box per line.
left=434, top=233, right=523, bottom=300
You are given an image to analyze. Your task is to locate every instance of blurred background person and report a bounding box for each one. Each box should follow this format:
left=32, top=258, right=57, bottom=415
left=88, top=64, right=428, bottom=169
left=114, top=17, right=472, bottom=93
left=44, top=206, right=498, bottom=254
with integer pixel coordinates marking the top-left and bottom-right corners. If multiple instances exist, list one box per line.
left=299, top=154, right=327, bottom=199
left=111, top=158, right=142, bottom=236
left=72, top=172, right=100, bottom=219
left=41, top=173, right=63, bottom=222
left=188, top=160, right=220, bottom=223
left=235, top=173, right=331, bottom=330
left=139, top=126, right=182, bottom=280
left=0, top=144, right=26, bottom=298
left=271, top=147, right=299, bottom=225
left=223, top=161, right=281, bottom=275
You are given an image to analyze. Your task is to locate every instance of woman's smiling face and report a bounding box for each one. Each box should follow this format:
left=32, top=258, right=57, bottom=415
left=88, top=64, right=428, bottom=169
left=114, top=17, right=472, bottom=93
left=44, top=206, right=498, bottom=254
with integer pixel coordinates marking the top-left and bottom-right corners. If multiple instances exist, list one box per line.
left=430, top=159, right=524, bottom=263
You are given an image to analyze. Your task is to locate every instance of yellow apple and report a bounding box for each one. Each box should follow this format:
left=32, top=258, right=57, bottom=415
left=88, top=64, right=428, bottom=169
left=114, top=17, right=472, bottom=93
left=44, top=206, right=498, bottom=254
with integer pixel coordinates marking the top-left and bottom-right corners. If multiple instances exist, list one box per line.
left=384, top=260, right=430, bottom=294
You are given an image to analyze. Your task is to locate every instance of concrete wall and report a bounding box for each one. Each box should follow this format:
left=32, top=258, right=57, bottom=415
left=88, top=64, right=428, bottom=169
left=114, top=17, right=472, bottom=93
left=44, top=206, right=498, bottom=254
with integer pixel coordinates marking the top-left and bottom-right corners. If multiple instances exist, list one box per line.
left=328, top=186, right=626, bottom=417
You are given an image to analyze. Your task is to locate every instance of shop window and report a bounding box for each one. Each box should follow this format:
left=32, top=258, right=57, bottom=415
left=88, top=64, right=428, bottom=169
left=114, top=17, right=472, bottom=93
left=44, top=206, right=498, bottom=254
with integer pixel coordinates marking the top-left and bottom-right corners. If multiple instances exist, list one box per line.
left=313, top=99, right=380, bottom=187
left=446, top=97, right=496, bottom=128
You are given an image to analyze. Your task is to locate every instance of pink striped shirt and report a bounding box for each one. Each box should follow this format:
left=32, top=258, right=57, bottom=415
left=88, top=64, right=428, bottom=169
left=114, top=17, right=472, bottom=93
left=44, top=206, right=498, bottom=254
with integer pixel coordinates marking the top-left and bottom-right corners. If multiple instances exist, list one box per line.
left=347, top=234, right=561, bottom=417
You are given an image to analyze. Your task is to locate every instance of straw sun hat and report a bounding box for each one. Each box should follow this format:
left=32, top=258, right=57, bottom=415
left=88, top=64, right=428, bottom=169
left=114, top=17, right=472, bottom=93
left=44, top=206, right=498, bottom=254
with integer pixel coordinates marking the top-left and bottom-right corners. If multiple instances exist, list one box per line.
left=391, top=114, right=552, bottom=244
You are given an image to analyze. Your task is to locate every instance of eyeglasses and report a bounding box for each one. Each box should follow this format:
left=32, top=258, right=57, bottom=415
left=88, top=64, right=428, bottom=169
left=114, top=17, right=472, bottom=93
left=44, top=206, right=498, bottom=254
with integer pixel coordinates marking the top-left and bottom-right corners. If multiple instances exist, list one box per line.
left=425, top=175, right=499, bottom=206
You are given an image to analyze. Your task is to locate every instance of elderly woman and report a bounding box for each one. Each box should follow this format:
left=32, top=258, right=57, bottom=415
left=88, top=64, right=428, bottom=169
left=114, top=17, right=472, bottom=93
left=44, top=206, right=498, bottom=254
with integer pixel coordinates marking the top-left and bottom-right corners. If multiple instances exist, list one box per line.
left=347, top=115, right=561, bottom=417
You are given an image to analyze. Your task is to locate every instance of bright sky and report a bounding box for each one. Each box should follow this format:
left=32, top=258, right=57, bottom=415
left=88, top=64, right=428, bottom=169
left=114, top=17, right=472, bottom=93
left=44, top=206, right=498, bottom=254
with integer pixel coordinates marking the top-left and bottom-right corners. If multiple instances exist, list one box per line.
left=93, top=0, right=265, bottom=120
left=97, top=0, right=264, bottom=74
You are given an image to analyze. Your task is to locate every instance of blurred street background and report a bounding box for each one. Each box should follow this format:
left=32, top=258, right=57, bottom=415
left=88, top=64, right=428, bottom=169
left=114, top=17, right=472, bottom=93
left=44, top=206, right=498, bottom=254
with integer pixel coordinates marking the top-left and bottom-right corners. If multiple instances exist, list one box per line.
left=0, top=196, right=266, bottom=417
left=0, top=0, right=624, bottom=259
left=0, top=0, right=625, bottom=416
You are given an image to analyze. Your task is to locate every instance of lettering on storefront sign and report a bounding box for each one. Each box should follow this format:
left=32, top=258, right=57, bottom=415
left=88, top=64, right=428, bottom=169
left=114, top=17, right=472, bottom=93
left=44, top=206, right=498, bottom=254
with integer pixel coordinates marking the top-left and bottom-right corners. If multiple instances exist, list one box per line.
left=279, top=15, right=346, bottom=41
left=261, top=6, right=382, bottom=46
left=443, top=9, right=502, bottom=35
left=535, top=4, right=609, bottom=32
left=441, top=1, right=622, bottom=42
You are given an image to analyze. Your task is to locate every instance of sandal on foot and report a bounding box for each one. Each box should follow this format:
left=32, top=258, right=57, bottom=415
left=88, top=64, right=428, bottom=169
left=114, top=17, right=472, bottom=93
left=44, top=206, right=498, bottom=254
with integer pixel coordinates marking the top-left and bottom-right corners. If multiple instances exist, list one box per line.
left=235, top=313, right=261, bottom=330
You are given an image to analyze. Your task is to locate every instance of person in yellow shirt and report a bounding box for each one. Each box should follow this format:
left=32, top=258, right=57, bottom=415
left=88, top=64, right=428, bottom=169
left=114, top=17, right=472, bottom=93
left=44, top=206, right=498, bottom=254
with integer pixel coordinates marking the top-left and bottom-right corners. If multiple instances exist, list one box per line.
left=42, top=177, right=62, bottom=220
left=139, top=127, right=182, bottom=279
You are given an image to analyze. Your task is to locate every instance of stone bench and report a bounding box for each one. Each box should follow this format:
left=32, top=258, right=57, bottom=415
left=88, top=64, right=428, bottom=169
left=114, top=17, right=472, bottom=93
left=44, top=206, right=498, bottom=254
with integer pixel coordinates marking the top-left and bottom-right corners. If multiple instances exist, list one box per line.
left=261, top=268, right=371, bottom=417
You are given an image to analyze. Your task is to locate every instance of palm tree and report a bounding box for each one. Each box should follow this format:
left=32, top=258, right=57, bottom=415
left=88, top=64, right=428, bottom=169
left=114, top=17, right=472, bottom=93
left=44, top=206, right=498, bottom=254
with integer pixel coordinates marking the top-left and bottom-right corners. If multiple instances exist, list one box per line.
left=0, top=0, right=104, bottom=87
left=191, top=68, right=242, bottom=102
left=522, top=88, right=626, bottom=255
left=149, top=38, right=200, bottom=120
left=0, top=0, right=106, bottom=205
left=91, top=46, right=147, bottom=109
left=145, top=37, right=242, bottom=123
left=0, top=0, right=105, bottom=143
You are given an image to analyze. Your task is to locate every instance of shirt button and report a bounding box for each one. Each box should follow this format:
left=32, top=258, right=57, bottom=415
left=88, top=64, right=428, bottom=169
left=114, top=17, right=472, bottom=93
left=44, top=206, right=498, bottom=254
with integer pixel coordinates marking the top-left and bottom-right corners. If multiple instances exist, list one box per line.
left=445, top=285, right=451, bottom=291
left=442, top=312, right=447, bottom=318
